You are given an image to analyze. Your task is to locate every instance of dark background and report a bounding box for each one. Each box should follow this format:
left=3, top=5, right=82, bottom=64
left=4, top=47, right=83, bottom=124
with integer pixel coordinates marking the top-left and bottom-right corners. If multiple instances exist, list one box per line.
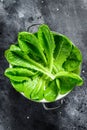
left=0, top=0, right=87, bottom=130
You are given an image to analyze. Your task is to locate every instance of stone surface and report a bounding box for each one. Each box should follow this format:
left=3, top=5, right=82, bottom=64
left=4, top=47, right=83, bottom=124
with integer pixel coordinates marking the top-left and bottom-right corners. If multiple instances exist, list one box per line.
left=0, top=0, right=87, bottom=130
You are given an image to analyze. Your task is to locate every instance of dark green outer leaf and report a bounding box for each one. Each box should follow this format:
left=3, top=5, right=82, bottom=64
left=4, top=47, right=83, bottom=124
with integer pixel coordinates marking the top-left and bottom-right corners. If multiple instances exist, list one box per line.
left=53, top=32, right=72, bottom=70
left=18, top=32, right=47, bottom=64
left=56, top=72, right=83, bottom=94
left=63, top=45, right=82, bottom=71
left=5, top=49, right=35, bottom=69
left=5, top=67, right=37, bottom=82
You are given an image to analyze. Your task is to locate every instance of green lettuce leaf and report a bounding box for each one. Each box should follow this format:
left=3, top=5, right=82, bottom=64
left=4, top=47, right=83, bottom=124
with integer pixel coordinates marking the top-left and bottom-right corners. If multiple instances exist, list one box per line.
left=31, top=78, right=45, bottom=101
left=44, top=79, right=59, bottom=101
left=56, top=72, right=83, bottom=94
left=18, top=32, right=47, bottom=64
left=5, top=67, right=37, bottom=82
left=24, top=78, right=38, bottom=99
left=63, top=45, right=82, bottom=71
left=38, top=24, right=55, bottom=71
left=53, top=32, right=72, bottom=71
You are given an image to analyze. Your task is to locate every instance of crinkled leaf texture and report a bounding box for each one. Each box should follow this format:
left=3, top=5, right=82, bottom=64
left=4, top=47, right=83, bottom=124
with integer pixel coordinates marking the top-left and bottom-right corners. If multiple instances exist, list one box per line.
left=5, top=24, right=83, bottom=102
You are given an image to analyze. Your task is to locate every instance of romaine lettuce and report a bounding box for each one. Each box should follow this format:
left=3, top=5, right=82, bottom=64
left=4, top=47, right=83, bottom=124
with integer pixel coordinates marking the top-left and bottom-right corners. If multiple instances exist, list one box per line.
left=4, top=24, right=83, bottom=102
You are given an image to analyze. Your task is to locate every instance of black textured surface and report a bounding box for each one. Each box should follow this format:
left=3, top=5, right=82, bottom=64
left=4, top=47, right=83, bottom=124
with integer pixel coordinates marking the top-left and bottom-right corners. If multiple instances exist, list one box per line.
left=0, top=0, right=87, bottom=130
